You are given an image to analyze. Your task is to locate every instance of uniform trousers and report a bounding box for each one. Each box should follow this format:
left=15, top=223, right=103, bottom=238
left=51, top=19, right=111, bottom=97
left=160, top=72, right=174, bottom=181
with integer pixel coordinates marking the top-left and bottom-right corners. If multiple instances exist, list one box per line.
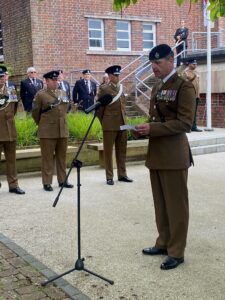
left=0, top=141, right=18, bottom=188
left=40, top=138, right=68, bottom=185
left=103, top=130, right=127, bottom=180
left=150, top=169, right=189, bottom=258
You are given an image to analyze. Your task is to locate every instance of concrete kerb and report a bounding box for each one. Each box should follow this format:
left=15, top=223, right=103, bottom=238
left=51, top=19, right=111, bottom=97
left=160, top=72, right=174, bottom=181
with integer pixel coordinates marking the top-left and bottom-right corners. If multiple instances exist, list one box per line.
left=0, top=233, right=90, bottom=300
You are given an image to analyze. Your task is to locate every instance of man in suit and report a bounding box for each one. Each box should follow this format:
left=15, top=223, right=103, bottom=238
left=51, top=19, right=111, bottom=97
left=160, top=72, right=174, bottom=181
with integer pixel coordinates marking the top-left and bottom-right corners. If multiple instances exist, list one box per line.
left=32, top=70, right=73, bottom=192
left=58, top=70, right=71, bottom=100
left=181, top=59, right=202, bottom=132
left=96, top=65, right=133, bottom=186
left=174, top=20, right=189, bottom=67
left=58, top=70, right=72, bottom=112
left=135, top=44, right=195, bottom=270
left=72, top=69, right=97, bottom=111
left=0, top=66, right=25, bottom=194
left=20, top=67, right=43, bottom=113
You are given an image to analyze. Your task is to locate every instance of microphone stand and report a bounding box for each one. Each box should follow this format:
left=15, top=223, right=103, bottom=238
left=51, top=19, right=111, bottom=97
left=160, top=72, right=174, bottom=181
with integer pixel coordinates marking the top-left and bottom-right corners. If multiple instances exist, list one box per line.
left=41, top=110, right=114, bottom=286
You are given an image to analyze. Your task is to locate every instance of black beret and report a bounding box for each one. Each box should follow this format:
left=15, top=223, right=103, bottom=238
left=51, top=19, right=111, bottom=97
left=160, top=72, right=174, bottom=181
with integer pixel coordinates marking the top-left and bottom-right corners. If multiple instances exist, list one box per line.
left=149, top=44, right=173, bottom=61
left=43, top=70, right=59, bottom=79
left=105, top=65, right=121, bottom=75
left=0, top=66, right=7, bottom=76
left=82, top=69, right=91, bottom=74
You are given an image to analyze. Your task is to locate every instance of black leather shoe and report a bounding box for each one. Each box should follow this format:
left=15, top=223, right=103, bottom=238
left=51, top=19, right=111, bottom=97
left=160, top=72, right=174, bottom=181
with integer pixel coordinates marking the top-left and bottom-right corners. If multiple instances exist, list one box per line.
left=118, top=176, right=133, bottom=182
left=9, top=187, right=25, bottom=195
left=59, top=181, right=74, bottom=188
left=192, top=128, right=202, bottom=132
left=0, top=182, right=1, bottom=188
left=43, top=184, right=53, bottom=192
left=160, top=256, right=184, bottom=270
left=142, top=247, right=168, bottom=256
left=106, top=179, right=114, bottom=185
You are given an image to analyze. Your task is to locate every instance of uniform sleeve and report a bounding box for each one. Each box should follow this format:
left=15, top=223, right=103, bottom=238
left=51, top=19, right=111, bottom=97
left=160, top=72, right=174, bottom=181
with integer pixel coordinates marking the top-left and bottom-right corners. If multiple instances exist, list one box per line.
left=150, top=81, right=196, bottom=137
left=32, top=93, right=42, bottom=125
left=95, top=85, right=106, bottom=124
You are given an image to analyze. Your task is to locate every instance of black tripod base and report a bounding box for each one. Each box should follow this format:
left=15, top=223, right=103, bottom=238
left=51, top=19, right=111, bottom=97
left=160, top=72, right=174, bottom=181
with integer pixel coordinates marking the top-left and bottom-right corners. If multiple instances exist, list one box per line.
left=41, top=258, right=114, bottom=286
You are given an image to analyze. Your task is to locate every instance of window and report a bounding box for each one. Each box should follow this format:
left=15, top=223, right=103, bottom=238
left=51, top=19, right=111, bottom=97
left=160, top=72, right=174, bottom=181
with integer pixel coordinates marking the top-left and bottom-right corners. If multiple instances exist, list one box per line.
left=116, top=21, right=131, bottom=51
left=88, top=19, right=104, bottom=50
left=0, top=18, right=3, bottom=56
left=143, top=23, right=156, bottom=51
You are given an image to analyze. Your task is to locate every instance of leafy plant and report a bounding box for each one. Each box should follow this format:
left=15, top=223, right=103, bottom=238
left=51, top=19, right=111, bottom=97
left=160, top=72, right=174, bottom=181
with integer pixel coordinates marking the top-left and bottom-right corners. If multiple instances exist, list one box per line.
left=15, top=115, right=38, bottom=147
left=15, top=113, right=146, bottom=146
left=67, top=112, right=103, bottom=141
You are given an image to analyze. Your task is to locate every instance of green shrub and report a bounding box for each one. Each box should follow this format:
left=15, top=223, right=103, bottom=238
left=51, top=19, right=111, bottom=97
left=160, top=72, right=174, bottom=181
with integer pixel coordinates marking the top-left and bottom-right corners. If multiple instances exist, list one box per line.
left=15, top=113, right=147, bottom=146
left=67, top=112, right=102, bottom=141
left=15, top=116, right=38, bottom=147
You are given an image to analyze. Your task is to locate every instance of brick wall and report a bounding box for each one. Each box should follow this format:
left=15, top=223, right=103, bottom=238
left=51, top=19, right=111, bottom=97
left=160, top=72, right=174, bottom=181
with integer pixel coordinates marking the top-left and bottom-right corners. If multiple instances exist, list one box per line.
left=0, top=0, right=207, bottom=81
left=198, top=93, right=225, bottom=128
left=0, top=0, right=33, bottom=78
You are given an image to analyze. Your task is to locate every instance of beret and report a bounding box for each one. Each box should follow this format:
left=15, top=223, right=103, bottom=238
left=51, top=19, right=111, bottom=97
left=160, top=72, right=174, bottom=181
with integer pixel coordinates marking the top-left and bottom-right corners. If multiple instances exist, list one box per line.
left=149, top=44, right=173, bottom=61
left=105, top=65, right=121, bottom=75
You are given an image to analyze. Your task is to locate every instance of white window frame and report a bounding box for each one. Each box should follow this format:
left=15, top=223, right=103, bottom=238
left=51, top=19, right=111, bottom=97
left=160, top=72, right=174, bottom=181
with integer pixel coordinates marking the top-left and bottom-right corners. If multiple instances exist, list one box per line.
left=142, top=22, right=156, bottom=51
left=116, top=21, right=131, bottom=51
left=88, top=19, right=104, bottom=50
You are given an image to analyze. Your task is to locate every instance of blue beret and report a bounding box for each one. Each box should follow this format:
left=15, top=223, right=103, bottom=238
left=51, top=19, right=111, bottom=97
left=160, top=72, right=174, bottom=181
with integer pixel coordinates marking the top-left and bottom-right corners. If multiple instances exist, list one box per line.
left=82, top=69, right=91, bottom=74
left=149, top=44, right=173, bottom=61
left=43, top=70, right=59, bottom=79
left=105, top=65, right=121, bottom=75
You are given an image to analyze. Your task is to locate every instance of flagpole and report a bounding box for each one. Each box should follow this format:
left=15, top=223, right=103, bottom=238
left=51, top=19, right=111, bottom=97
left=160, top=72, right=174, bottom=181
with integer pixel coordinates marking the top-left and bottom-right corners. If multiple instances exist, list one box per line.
left=205, top=1, right=213, bottom=131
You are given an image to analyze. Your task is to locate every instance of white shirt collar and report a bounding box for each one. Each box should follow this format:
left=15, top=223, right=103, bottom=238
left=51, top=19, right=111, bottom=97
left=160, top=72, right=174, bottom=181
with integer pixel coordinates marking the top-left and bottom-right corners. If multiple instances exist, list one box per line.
left=162, top=69, right=176, bottom=84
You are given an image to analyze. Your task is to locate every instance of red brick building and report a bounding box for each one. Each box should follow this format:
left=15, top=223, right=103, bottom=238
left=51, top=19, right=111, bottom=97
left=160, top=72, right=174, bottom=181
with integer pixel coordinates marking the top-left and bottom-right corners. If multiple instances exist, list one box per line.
left=0, top=0, right=213, bottom=77
left=0, top=0, right=225, bottom=127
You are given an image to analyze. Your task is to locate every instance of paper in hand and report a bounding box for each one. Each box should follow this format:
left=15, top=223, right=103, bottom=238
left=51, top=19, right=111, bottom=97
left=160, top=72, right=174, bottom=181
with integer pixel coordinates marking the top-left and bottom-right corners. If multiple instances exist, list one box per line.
left=120, top=124, right=136, bottom=131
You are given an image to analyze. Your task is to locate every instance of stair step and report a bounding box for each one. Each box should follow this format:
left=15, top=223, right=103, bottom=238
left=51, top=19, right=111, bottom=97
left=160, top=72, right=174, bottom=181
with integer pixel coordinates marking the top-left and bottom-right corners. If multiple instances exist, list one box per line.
left=191, top=143, right=225, bottom=155
left=189, top=136, right=225, bottom=147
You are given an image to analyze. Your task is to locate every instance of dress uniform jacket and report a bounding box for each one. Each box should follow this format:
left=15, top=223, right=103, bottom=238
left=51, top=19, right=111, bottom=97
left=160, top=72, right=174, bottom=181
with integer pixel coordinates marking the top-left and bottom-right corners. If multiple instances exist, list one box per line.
left=146, top=72, right=196, bottom=170
left=72, top=79, right=97, bottom=111
left=32, top=89, right=69, bottom=138
left=20, top=78, right=43, bottom=112
left=0, top=84, right=19, bottom=188
left=32, top=88, right=69, bottom=185
left=97, top=83, right=128, bottom=179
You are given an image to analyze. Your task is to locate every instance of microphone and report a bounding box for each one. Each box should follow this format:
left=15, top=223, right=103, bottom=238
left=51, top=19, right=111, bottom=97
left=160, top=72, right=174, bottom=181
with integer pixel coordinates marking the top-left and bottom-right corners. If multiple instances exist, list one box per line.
left=85, top=94, right=113, bottom=114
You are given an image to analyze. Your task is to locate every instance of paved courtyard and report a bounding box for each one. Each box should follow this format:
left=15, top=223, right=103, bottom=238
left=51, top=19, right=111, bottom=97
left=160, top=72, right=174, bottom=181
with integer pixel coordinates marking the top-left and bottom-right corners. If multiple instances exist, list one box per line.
left=0, top=151, right=225, bottom=300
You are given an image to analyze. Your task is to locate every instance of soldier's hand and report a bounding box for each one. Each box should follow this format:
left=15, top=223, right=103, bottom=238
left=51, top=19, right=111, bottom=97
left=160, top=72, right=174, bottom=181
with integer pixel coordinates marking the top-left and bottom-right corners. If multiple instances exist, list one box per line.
left=135, top=123, right=150, bottom=136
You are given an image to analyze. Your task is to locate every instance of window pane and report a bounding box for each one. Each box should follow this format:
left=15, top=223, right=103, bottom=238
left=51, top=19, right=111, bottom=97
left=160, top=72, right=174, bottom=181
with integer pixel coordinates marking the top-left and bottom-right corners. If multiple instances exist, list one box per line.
left=89, top=20, right=101, bottom=29
left=117, top=31, right=129, bottom=39
left=117, top=40, right=129, bottom=49
left=143, top=32, right=153, bottom=40
left=90, top=39, right=102, bottom=48
left=143, top=41, right=153, bottom=49
left=117, top=21, right=128, bottom=31
left=89, top=30, right=101, bottom=38
left=143, top=24, right=152, bottom=31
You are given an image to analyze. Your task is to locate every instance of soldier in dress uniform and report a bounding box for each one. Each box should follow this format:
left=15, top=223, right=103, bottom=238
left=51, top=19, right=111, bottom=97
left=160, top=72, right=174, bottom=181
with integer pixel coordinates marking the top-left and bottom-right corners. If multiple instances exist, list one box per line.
left=96, top=65, right=133, bottom=185
left=181, top=59, right=202, bottom=132
left=72, top=69, right=97, bottom=112
left=135, top=44, right=196, bottom=270
left=0, top=66, right=25, bottom=194
left=32, top=70, right=73, bottom=191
